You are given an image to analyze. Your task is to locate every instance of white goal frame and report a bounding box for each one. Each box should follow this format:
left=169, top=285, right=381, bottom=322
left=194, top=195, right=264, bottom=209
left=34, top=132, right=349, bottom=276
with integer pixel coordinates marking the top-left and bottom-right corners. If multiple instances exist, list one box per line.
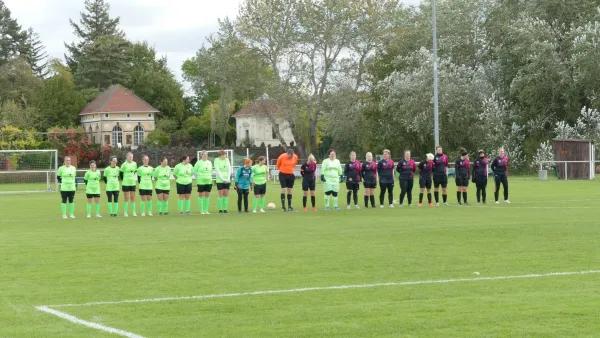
left=0, top=149, right=59, bottom=193
left=196, top=149, right=234, bottom=181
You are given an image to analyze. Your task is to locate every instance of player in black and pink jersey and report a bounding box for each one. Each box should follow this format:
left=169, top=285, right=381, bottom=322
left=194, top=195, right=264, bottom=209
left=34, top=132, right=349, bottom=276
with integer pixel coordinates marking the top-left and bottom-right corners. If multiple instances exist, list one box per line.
left=396, top=150, right=416, bottom=207
left=472, top=150, right=488, bottom=204
left=455, top=148, right=470, bottom=205
left=361, top=152, right=377, bottom=208
left=491, top=148, right=510, bottom=204
left=417, top=153, right=435, bottom=206
left=433, top=146, right=449, bottom=206
left=300, top=154, right=318, bottom=211
left=377, top=149, right=395, bottom=208
left=344, top=151, right=362, bottom=209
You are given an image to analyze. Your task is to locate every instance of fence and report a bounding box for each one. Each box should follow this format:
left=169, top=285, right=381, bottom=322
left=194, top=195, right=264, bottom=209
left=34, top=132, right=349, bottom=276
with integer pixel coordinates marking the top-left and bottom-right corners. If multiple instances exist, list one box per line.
left=537, top=161, right=600, bottom=180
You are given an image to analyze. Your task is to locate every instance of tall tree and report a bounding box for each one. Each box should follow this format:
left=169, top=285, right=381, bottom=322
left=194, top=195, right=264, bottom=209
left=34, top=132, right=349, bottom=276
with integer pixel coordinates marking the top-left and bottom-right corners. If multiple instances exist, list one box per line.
left=64, top=0, right=124, bottom=70
left=0, top=57, right=43, bottom=107
left=22, top=28, right=48, bottom=77
left=0, top=0, right=27, bottom=66
left=74, top=34, right=131, bottom=90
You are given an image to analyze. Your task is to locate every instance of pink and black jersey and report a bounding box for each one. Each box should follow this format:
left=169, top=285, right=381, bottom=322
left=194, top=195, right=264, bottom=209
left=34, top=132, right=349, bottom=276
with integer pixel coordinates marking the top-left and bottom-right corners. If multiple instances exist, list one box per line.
left=396, top=159, right=416, bottom=180
left=472, top=157, right=488, bottom=177
left=455, top=157, right=470, bottom=179
left=300, top=162, right=317, bottom=181
left=344, top=161, right=361, bottom=182
left=361, top=161, right=377, bottom=183
left=377, top=159, right=395, bottom=184
left=491, top=156, right=509, bottom=176
left=418, top=160, right=434, bottom=179
left=434, top=153, right=449, bottom=175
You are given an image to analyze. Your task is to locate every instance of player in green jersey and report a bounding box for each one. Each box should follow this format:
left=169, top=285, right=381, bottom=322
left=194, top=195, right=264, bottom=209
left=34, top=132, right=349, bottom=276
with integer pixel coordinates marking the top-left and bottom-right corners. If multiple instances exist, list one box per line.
left=321, top=150, right=343, bottom=211
left=214, top=150, right=232, bottom=214
left=251, top=156, right=269, bottom=213
left=153, top=157, right=171, bottom=215
left=194, top=151, right=213, bottom=215
left=84, top=160, right=102, bottom=218
left=137, top=155, right=154, bottom=216
left=103, top=156, right=121, bottom=217
left=57, top=156, right=77, bottom=219
left=120, top=152, right=138, bottom=217
left=173, top=155, right=193, bottom=215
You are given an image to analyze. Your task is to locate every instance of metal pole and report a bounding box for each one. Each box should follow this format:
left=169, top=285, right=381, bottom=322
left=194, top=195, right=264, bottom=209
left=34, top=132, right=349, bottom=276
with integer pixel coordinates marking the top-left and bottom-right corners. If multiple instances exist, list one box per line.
left=564, top=162, right=568, bottom=181
left=432, top=0, right=440, bottom=150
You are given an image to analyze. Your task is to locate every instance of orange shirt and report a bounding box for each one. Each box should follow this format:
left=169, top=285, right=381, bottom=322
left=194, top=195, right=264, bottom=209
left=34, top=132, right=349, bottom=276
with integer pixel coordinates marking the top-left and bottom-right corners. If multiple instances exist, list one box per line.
left=277, top=153, right=298, bottom=175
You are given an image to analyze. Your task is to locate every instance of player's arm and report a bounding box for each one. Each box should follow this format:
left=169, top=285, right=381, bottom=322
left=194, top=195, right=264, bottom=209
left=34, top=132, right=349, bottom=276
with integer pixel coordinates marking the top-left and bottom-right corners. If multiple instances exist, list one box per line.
left=300, top=163, right=306, bottom=177
left=226, top=160, right=232, bottom=183
left=412, top=161, right=416, bottom=173
left=84, top=171, right=89, bottom=185
left=491, top=158, right=497, bottom=171
left=57, top=167, right=62, bottom=183
left=276, top=155, right=282, bottom=170
left=418, top=160, right=424, bottom=171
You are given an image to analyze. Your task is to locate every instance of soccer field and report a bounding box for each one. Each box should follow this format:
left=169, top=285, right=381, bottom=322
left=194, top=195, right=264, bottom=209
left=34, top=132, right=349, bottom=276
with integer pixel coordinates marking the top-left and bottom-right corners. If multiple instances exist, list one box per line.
left=1, top=178, right=600, bottom=337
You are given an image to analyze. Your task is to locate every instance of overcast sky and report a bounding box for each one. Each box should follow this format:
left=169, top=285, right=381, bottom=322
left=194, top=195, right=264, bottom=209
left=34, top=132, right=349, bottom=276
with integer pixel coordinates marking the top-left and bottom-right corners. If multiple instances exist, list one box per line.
left=5, top=0, right=421, bottom=92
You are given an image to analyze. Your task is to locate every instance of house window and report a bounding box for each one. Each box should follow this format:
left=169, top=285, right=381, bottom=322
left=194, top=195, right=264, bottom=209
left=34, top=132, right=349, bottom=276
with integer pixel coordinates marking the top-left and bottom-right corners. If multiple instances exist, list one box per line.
left=148, top=114, right=152, bottom=118
left=272, top=124, right=279, bottom=139
left=134, top=125, right=144, bottom=146
left=127, top=114, right=131, bottom=118
left=88, top=126, right=93, bottom=143
left=126, top=134, right=132, bottom=145
left=112, top=126, right=123, bottom=147
left=105, top=114, right=109, bottom=118
left=104, top=135, right=110, bottom=145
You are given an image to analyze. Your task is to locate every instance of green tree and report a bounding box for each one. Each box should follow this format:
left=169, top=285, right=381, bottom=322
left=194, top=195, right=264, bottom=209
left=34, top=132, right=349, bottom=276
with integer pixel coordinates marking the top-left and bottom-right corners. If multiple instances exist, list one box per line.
left=74, top=34, right=131, bottom=90
left=0, top=57, right=43, bottom=107
left=0, top=100, right=43, bottom=130
left=22, top=28, right=48, bottom=77
left=65, top=0, right=124, bottom=70
left=0, top=125, right=40, bottom=150
left=0, top=0, right=27, bottom=66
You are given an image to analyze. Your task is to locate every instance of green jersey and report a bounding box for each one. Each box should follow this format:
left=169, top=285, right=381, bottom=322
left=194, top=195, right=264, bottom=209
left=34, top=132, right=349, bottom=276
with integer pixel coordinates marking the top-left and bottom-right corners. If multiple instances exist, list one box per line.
left=214, top=157, right=231, bottom=183
left=173, top=163, right=193, bottom=185
left=194, top=160, right=213, bottom=185
left=84, top=170, right=101, bottom=194
left=252, top=164, right=268, bottom=185
left=120, top=161, right=138, bottom=187
left=57, top=165, right=76, bottom=192
left=103, top=166, right=120, bottom=192
left=153, top=165, right=171, bottom=191
left=137, top=165, right=154, bottom=190
left=321, top=158, right=343, bottom=182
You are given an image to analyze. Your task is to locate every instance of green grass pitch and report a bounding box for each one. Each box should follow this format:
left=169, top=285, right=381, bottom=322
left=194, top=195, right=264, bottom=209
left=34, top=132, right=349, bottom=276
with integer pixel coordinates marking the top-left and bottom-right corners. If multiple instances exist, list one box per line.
left=1, top=178, right=600, bottom=337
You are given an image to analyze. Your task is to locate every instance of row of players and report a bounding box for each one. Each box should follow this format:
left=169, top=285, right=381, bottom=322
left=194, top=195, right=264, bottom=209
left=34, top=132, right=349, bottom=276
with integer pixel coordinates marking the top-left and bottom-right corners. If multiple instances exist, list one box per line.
left=55, top=147, right=510, bottom=218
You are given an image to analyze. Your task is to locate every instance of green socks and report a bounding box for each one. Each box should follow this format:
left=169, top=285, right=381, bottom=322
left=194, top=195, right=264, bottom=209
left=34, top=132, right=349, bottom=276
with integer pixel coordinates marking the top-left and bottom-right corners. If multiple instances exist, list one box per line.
left=223, top=197, right=229, bottom=211
left=260, top=197, right=265, bottom=210
left=69, top=203, right=75, bottom=216
left=198, top=198, right=204, bottom=213
left=217, top=197, right=223, bottom=211
left=108, top=202, right=113, bottom=215
left=87, top=203, right=101, bottom=216
left=333, top=196, right=339, bottom=208
left=124, top=202, right=129, bottom=214
left=324, top=195, right=330, bottom=208
left=253, top=198, right=258, bottom=211
left=95, top=203, right=100, bottom=215
left=178, top=200, right=183, bottom=213
left=185, top=199, right=191, bottom=213
left=204, top=198, right=210, bottom=212
left=147, top=201, right=152, bottom=214
left=163, top=201, right=168, bottom=213
left=132, top=203, right=136, bottom=213
left=61, top=203, right=67, bottom=216
left=140, top=202, right=146, bottom=214
left=157, top=201, right=163, bottom=213
left=87, top=203, right=92, bottom=216
left=113, top=203, right=119, bottom=214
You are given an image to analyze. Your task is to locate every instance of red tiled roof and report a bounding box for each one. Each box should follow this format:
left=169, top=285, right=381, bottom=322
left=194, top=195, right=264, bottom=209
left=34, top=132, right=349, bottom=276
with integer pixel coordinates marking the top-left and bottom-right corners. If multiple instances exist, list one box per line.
left=233, top=100, right=281, bottom=118
left=79, top=84, right=159, bottom=115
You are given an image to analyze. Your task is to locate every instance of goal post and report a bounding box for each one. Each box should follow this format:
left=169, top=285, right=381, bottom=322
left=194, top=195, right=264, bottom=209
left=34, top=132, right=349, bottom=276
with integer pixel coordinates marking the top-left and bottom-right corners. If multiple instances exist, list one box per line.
left=0, top=150, right=58, bottom=193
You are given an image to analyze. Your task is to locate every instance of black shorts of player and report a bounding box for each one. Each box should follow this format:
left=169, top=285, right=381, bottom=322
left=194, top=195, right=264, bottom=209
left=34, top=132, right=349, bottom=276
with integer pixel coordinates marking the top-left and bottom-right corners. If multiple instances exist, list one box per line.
left=139, top=189, right=153, bottom=196
left=122, top=185, right=136, bottom=192
left=302, top=179, right=316, bottom=191
left=60, top=191, right=75, bottom=203
left=433, top=174, right=448, bottom=188
left=217, top=182, right=231, bottom=190
left=279, top=173, right=296, bottom=189
left=176, top=183, right=192, bottom=195
left=455, top=177, right=469, bottom=187
left=419, top=177, right=432, bottom=189
left=197, top=184, right=213, bottom=193
left=380, top=182, right=394, bottom=189
left=363, top=182, right=377, bottom=189
left=474, top=175, right=487, bottom=187
left=86, top=194, right=100, bottom=199
left=155, top=189, right=170, bottom=195
left=346, top=181, right=360, bottom=191
left=254, top=184, right=267, bottom=195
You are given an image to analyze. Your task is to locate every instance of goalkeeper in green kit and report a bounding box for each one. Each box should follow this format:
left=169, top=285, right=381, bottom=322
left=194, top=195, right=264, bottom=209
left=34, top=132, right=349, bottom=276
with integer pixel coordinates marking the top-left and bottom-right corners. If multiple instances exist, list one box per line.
left=321, top=150, right=343, bottom=211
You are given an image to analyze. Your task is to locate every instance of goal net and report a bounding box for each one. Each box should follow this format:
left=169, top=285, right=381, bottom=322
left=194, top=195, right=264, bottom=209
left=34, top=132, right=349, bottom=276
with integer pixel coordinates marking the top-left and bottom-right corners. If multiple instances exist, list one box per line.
left=0, top=150, right=58, bottom=193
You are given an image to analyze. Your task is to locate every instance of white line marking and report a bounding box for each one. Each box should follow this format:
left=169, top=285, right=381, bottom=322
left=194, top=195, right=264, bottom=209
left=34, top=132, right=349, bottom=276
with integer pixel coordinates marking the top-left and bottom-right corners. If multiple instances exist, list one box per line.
left=47, top=270, right=600, bottom=308
left=35, top=306, right=145, bottom=338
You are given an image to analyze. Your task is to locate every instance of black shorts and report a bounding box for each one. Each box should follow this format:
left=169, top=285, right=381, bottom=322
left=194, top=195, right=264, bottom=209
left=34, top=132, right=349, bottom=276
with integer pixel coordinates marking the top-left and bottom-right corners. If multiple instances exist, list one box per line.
left=86, top=194, right=100, bottom=199
left=60, top=191, right=75, bottom=198
left=380, top=182, right=394, bottom=189
left=363, top=182, right=377, bottom=189
left=279, top=173, right=295, bottom=188
left=302, top=179, right=316, bottom=191
left=122, top=185, right=136, bottom=192
left=419, top=177, right=432, bottom=189
left=176, top=183, right=192, bottom=195
left=217, top=183, right=231, bottom=190
left=346, top=182, right=360, bottom=191
left=106, top=191, right=119, bottom=202
left=433, top=174, right=448, bottom=188
left=139, top=189, right=153, bottom=196
left=254, top=184, right=267, bottom=195
left=455, top=177, right=469, bottom=187
left=155, top=189, right=170, bottom=195
left=197, top=184, right=213, bottom=193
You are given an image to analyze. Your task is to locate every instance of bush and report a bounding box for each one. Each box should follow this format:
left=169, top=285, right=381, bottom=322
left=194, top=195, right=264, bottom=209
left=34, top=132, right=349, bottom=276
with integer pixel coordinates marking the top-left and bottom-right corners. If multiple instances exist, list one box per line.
left=146, top=130, right=171, bottom=147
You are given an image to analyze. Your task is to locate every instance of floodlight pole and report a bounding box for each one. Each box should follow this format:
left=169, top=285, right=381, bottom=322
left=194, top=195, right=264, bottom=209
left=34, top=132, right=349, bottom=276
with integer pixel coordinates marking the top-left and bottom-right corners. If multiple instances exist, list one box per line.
left=432, top=0, right=440, bottom=150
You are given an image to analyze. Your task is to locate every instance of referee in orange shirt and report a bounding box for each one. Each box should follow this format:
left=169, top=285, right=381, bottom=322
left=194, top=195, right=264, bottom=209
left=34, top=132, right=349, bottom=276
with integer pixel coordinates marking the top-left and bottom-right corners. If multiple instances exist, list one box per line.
left=277, top=149, right=299, bottom=211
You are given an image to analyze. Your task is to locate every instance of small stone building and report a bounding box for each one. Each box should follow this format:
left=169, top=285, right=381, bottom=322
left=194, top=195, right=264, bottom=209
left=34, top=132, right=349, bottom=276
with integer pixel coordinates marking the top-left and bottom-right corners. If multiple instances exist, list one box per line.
left=233, top=99, right=295, bottom=147
left=79, top=85, right=157, bottom=148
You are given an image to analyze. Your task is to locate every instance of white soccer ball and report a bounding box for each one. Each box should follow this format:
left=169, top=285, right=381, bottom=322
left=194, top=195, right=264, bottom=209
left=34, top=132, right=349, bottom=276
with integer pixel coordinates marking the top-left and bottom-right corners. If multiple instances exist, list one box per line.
left=267, top=202, right=276, bottom=210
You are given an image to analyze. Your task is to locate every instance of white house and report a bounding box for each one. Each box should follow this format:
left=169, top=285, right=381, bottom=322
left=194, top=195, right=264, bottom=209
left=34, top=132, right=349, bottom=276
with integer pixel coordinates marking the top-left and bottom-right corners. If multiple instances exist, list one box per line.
left=233, top=100, right=295, bottom=147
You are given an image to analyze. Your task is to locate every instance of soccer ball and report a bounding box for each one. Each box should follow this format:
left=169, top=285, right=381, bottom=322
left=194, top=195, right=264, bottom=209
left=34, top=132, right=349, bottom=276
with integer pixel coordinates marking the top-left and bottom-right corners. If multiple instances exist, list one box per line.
left=267, top=202, right=276, bottom=210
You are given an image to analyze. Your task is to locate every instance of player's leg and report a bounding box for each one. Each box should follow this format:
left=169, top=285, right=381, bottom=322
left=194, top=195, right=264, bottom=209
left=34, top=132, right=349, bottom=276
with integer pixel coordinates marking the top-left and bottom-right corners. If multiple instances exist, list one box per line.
left=494, top=176, right=501, bottom=203
left=223, top=184, right=230, bottom=213
left=379, top=184, right=387, bottom=207
left=407, top=179, right=414, bottom=205
left=399, top=179, right=407, bottom=206
left=87, top=195, right=93, bottom=218
left=310, top=185, right=316, bottom=210
left=433, top=176, right=440, bottom=204
left=302, top=180, right=308, bottom=211
left=353, top=184, right=359, bottom=208
left=68, top=192, right=75, bottom=218
left=502, top=176, right=509, bottom=203
left=456, top=179, right=462, bottom=204
left=442, top=176, right=448, bottom=204
left=346, top=182, right=352, bottom=209
left=324, top=182, right=332, bottom=210
left=332, top=183, right=340, bottom=210
left=280, top=176, right=287, bottom=211
left=388, top=183, right=395, bottom=207
left=286, top=177, right=294, bottom=211
left=370, top=185, right=376, bottom=208
left=237, top=188, right=243, bottom=212
left=462, top=180, right=468, bottom=204
left=481, top=177, right=487, bottom=204
left=60, top=191, right=68, bottom=218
